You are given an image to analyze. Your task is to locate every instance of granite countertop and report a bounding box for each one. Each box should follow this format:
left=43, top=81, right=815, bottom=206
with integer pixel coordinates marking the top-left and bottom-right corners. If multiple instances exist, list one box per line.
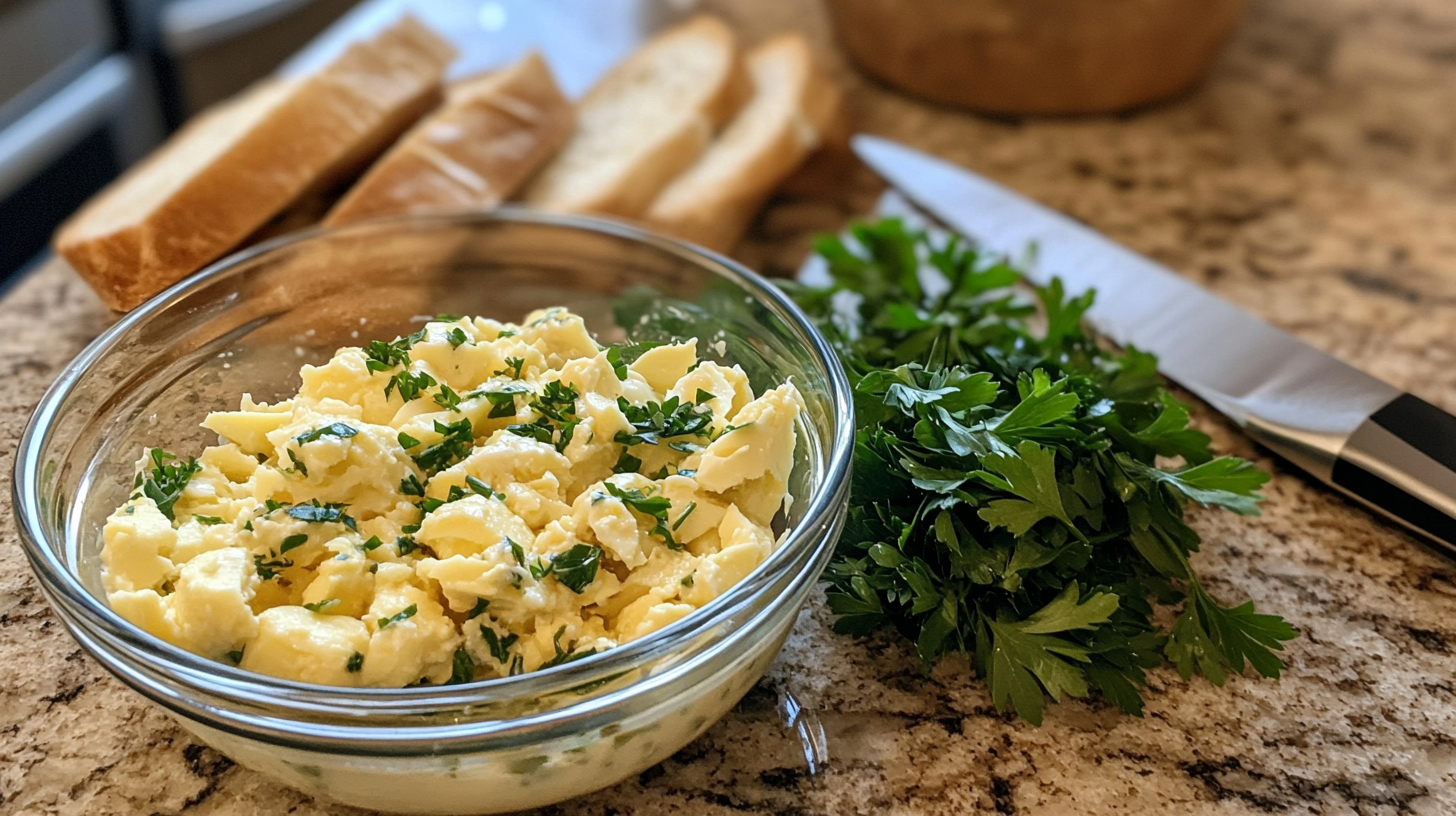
left=5, top=0, right=1456, bottom=813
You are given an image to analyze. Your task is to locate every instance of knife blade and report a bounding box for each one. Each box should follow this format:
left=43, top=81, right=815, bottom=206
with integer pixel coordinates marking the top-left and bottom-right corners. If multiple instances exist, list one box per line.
left=852, top=134, right=1456, bottom=555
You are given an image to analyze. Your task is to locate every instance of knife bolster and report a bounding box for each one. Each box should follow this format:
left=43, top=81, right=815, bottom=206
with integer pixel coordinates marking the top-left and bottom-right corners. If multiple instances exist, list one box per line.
left=1332, top=393, right=1456, bottom=554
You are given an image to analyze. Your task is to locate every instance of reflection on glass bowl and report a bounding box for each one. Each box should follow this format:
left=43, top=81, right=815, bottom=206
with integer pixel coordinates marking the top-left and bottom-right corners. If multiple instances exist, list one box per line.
left=13, top=209, right=853, bottom=814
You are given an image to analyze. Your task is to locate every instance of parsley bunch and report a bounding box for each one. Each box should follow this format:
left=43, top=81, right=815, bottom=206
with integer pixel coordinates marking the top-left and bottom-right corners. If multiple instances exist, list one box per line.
left=785, top=219, right=1297, bottom=724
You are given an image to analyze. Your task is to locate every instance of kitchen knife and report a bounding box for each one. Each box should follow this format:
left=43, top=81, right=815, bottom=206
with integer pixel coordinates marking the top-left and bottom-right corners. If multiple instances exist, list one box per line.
left=852, top=134, right=1456, bottom=555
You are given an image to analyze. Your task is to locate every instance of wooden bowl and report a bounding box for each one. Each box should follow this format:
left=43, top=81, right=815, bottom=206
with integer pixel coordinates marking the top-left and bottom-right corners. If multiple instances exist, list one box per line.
left=826, top=0, right=1250, bottom=115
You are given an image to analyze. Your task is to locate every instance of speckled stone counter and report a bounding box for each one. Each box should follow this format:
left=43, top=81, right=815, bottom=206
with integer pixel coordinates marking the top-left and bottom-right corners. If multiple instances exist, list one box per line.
left=5, top=0, right=1456, bottom=813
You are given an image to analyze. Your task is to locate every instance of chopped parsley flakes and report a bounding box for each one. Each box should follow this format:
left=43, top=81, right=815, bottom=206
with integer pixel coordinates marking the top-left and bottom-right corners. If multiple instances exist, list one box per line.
left=377, top=605, right=418, bottom=630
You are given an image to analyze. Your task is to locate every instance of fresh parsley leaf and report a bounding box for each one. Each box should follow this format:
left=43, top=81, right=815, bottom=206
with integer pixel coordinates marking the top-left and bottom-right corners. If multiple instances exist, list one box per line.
left=193, top=515, right=224, bottom=526
left=497, top=385, right=581, bottom=454
left=362, top=333, right=416, bottom=373
left=783, top=217, right=1293, bottom=724
left=613, top=395, right=714, bottom=447
left=483, top=386, right=525, bottom=419
left=506, top=420, right=555, bottom=446
left=542, top=625, right=597, bottom=668
left=605, top=345, right=629, bottom=380
left=447, top=647, right=475, bottom=684
left=137, top=448, right=200, bottom=521
left=386, top=369, right=437, bottom=402
left=989, top=370, right=1080, bottom=439
left=480, top=626, right=518, bottom=664
left=400, top=473, right=426, bottom=497
left=422, top=484, right=469, bottom=514
left=303, top=598, right=339, bottom=613
left=398, top=432, right=421, bottom=450
left=1166, top=580, right=1297, bottom=684
left=603, top=341, right=661, bottom=381
left=346, top=652, right=364, bottom=673
left=1125, top=455, right=1270, bottom=516
left=554, top=420, right=578, bottom=454
left=467, top=597, right=490, bottom=619
left=672, top=501, right=697, bottom=531
left=613, top=448, right=642, bottom=474
left=286, top=448, right=308, bottom=477
left=976, top=441, right=1081, bottom=539
left=253, top=554, right=293, bottom=580
left=412, top=418, right=474, bottom=473
left=606, top=483, right=673, bottom=517
left=285, top=500, right=355, bottom=529
left=984, top=584, right=1120, bottom=725
left=499, top=357, right=525, bottom=379
left=293, top=423, right=358, bottom=445
left=465, top=475, right=496, bottom=499
left=550, top=544, right=601, bottom=593
left=446, top=327, right=472, bottom=348
left=279, top=534, right=309, bottom=553
left=433, top=384, right=463, bottom=412
left=604, top=482, right=678, bottom=549
left=1036, top=277, right=1097, bottom=349
left=532, top=380, right=579, bottom=423
left=378, top=605, right=418, bottom=630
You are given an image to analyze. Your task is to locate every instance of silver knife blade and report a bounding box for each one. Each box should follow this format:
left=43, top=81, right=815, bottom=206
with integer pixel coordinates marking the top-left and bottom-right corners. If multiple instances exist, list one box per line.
left=853, top=134, right=1397, bottom=479
left=852, top=134, right=1456, bottom=553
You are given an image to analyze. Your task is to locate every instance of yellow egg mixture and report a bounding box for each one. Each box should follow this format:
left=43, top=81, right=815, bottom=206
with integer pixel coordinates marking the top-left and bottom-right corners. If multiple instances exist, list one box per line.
left=101, top=308, right=802, bottom=687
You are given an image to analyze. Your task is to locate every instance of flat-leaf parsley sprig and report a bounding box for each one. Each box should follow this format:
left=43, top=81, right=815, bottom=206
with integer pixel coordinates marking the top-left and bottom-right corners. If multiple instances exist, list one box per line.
left=784, top=218, right=1296, bottom=725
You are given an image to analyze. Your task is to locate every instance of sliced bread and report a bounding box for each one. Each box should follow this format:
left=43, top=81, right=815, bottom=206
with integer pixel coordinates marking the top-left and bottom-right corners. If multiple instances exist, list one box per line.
left=54, top=16, right=456, bottom=311
left=520, top=15, right=750, bottom=218
left=642, top=33, right=843, bottom=253
left=324, top=52, right=573, bottom=227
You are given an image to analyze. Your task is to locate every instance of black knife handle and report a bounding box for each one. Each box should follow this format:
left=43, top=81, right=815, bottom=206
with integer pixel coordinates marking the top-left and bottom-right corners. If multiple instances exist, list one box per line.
left=1332, top=394, right=1456, bottom=553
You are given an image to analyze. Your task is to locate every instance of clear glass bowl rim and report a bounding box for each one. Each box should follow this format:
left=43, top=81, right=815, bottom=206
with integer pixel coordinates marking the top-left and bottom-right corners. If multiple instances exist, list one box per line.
left=11, top=209, right=855, bottom=744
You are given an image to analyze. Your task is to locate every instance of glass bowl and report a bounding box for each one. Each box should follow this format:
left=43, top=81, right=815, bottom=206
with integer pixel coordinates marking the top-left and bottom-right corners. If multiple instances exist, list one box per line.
left=12, top=209, right=853, bottom=814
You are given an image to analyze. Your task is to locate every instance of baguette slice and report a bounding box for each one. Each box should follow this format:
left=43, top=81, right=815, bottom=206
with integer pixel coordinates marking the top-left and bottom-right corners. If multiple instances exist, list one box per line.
left=324, top=52, right=573, bottom=227
left=643, top=33, right=843, bottom=252
left=521, top=15, right=750, bottom=218
left=55, top=16, right=456, bottom=311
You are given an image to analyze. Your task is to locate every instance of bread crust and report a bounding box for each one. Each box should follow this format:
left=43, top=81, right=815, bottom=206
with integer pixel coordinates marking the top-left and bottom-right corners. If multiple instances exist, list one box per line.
left=325, top=52, right=573, bottom=226
left=54, top=16, right=456, bottom=311
left=643, top=33, right=843, bottom=252
left=521, top=15, right=749, bottom=218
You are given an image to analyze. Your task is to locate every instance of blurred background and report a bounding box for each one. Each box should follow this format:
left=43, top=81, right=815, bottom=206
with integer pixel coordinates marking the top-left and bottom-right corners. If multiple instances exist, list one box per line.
left=0, top=0, right=718, bottom=290
left=6, top=0, right=1450, bottom=307
left=2, top=0, right=350, bottom=286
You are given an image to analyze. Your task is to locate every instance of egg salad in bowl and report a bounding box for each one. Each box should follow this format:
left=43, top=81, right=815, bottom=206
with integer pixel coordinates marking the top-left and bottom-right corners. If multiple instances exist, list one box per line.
left=102, top=307, right=802, bottom=688
left=17, top=209, right=851, bottom=814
